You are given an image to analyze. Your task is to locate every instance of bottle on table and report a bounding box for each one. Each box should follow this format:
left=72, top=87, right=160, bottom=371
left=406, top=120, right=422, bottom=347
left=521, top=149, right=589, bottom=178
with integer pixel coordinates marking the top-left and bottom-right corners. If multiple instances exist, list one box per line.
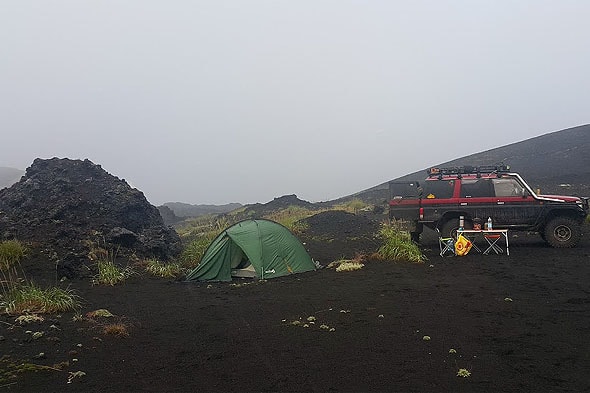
left=487, top=217, right=493, bottom=230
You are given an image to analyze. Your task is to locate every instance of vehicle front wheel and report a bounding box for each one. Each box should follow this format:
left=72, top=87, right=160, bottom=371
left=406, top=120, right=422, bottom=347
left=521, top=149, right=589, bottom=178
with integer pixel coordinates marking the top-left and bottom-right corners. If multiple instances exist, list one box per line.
left=543, top=217, right=581, bottom=248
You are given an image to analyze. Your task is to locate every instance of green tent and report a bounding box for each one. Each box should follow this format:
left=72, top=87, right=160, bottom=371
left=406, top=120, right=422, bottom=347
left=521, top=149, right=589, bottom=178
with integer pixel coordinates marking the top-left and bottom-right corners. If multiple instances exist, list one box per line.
left=185, top=219, right=316, bottom=281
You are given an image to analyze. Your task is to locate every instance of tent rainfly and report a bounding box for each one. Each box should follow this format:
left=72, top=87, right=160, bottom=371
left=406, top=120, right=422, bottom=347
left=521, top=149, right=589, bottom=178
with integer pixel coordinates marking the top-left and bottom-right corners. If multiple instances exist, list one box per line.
left=185, top=219, right=316, bottom=281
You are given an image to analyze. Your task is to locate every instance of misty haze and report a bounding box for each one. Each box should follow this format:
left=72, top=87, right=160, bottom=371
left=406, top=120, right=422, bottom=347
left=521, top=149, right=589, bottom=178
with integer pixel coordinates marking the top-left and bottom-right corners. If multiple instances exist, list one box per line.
left=1, top=2, right=590, bottom=393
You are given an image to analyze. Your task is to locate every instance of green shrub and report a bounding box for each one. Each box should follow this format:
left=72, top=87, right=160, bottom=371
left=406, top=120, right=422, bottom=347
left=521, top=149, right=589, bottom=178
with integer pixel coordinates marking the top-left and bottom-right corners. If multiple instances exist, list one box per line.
left=1, top=283, right=80, bottom=315
left=376, top=224, right=425, bottom=263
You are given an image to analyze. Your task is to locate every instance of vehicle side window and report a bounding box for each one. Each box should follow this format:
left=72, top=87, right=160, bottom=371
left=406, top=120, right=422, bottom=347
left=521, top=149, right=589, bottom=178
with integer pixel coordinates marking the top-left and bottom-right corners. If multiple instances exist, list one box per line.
left=423, top=180, right=454, bottom=199
left=493, top=178, right=525, bottom=197
left=389, top=182, right=420, bottom=199
left=460, top=179, right=494, bottom=198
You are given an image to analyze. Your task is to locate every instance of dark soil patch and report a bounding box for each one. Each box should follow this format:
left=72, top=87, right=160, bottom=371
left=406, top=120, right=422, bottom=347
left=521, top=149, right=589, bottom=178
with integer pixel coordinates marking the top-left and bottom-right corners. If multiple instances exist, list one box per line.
left=298, top=210, right=384, bottom=263
left=2, top=223, right=590, bottom=392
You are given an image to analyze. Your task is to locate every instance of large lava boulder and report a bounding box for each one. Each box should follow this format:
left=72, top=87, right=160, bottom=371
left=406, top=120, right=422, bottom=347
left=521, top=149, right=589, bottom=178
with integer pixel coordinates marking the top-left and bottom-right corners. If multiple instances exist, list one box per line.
left=0, top=158, right=181, bottom=277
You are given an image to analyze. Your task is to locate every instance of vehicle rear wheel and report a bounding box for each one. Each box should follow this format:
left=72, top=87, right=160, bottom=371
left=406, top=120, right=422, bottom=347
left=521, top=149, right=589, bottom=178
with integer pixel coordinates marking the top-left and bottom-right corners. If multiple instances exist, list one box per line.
left=544, top=217, right=581, bottom=248
left=441, top=219, right=473, bottom=240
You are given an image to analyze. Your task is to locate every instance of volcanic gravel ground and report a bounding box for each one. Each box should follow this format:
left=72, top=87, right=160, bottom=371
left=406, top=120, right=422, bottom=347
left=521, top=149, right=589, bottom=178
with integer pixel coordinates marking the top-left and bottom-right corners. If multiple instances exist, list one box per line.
left=3, top=223, right=590, bottom=392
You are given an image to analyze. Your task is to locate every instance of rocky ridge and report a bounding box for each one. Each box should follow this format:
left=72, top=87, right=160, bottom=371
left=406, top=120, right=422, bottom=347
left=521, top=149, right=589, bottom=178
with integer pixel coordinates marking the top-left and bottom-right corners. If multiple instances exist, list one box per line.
left=0, top=158, right=181, bottom=278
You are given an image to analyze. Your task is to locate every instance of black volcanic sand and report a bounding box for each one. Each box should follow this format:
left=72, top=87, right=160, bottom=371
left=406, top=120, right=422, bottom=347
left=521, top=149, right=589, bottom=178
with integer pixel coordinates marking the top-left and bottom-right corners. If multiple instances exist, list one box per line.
left=3, top=223, right=590, bottom=393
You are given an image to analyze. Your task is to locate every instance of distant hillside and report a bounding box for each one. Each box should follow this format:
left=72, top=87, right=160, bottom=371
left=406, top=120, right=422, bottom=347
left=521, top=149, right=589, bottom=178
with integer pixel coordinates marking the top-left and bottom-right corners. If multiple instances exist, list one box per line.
left=238, top=194, right=318, bottom=218
left=351, top=124, right=590, bottom=204
left=163, top=201, right=242, bottom=218
left=0, top=167, right=24, bottom=189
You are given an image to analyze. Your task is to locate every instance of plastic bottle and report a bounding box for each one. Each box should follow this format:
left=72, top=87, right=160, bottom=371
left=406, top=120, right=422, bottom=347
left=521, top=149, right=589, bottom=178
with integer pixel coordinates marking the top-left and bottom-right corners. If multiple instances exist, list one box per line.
left=487, top=217, right=493, bottom=230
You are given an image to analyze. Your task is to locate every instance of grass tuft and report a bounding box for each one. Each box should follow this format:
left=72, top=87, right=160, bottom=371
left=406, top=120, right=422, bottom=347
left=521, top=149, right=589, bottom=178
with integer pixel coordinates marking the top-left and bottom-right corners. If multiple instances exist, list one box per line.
left=102, top=322, right=130, bottom=337
left=93, top=260, right=134, bottom=286
left=336, top=261, right=365, bottom=272
left=333, top=198, right=370, bottom=214
left=329, top=253, right=367, bottom=272
left=145, top=259, right=183, bottom=278
left=0, top=240, right=27, bottom=270
left=0, top=240, right=28, bottom=295
left=1, top=283, right=80, bottom=315
left=375, top=223, right=425, bottom=263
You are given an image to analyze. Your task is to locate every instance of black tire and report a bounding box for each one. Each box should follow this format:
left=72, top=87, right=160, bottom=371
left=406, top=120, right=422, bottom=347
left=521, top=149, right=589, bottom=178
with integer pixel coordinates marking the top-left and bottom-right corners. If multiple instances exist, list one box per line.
left=410, top=231, right=420, bottom=243
left=543, top=217, right=581, bottom=248
left=441, top=219, right=473, bottom=240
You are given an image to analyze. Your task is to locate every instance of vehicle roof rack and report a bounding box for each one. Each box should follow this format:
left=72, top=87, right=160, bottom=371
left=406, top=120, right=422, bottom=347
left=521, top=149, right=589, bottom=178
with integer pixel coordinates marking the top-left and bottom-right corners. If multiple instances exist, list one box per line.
left=427, top=165, right=511, bottom=179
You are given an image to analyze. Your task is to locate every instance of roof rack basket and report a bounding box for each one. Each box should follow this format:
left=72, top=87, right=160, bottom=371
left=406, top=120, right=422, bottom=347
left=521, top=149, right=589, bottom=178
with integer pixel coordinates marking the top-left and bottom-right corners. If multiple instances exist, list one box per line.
left=427, top=165, right=510, bottom=178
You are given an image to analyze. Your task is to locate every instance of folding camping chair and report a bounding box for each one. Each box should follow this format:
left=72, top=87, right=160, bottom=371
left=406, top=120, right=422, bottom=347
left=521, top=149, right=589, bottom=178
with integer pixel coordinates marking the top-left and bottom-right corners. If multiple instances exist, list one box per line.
left=437, top=228, right=455, bottom=257
left=483, top=232, right=504, bottom=255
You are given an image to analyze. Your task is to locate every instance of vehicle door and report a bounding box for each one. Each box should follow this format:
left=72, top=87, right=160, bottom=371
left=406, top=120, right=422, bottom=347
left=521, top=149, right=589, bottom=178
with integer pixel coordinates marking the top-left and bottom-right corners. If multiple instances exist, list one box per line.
left=490, top=177, right=543, bottom=226
left=458, top=177, right=541, bottom=227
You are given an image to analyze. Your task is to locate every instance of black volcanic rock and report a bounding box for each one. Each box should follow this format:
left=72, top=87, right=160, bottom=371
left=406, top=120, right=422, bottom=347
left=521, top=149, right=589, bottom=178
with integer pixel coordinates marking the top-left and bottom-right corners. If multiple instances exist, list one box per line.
left=0, top=158, right=181, bottom=277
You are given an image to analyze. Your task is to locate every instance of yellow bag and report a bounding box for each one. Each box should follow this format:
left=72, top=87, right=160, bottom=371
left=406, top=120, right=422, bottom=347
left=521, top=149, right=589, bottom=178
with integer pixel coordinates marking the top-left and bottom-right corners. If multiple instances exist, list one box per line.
left=455, top=234, right=473, bottom=256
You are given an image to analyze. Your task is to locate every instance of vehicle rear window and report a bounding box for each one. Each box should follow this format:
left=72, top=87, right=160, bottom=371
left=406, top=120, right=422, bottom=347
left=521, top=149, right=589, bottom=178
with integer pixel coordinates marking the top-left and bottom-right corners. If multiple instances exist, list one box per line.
left=389, top=182, right=420, bottom=199
left=423, top=180, right=454, bottom=199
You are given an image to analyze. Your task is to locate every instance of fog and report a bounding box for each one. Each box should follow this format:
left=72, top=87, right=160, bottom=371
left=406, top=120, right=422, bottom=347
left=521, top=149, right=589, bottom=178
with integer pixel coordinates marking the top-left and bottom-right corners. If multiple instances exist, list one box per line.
left=1, top=1, right=588, bottom=205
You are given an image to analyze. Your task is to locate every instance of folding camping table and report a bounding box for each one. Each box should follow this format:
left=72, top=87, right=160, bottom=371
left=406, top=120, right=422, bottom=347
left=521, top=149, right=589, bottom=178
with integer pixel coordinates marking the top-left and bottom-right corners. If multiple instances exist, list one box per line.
left=457, top=229, right=509, bottom=255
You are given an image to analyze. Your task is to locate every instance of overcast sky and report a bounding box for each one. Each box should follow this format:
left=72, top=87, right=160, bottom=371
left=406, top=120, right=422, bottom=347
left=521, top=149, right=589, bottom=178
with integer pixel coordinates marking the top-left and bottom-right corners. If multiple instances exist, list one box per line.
left=1, top=1, right=589, bottom=205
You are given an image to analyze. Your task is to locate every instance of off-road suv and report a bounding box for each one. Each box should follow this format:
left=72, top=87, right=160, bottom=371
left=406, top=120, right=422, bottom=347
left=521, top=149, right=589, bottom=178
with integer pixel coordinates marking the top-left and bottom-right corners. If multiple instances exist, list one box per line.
left=389, top=165, right=589, bottom=248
